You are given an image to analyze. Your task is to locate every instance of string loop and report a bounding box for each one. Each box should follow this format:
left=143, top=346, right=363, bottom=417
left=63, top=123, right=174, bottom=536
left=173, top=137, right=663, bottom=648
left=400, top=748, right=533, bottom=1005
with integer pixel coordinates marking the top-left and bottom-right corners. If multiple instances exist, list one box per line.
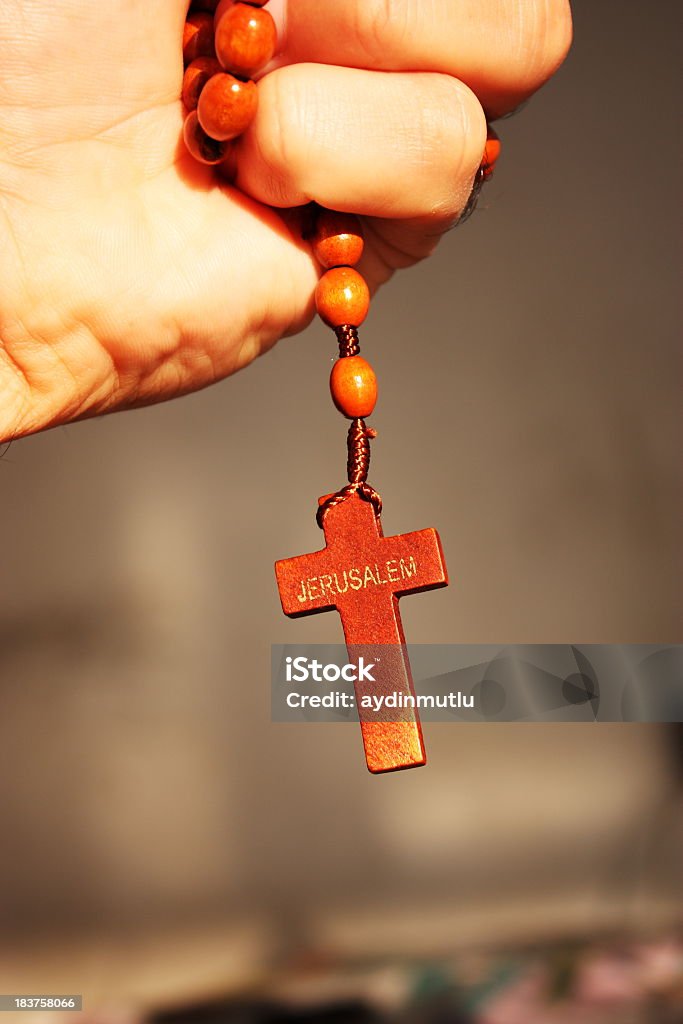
left=317, top=417, right=382, bottom=528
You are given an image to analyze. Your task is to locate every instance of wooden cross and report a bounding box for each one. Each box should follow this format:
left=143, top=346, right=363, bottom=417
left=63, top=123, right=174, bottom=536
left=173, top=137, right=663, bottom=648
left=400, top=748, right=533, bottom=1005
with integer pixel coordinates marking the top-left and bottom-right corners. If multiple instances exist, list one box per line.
left=275, top=493, right=448, bottom=773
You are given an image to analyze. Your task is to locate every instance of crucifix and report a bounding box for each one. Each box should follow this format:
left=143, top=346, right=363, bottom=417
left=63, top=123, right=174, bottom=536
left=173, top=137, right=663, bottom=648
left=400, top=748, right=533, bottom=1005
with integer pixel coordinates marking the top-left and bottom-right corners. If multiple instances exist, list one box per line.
left=275, top=493, right=448, bottom=773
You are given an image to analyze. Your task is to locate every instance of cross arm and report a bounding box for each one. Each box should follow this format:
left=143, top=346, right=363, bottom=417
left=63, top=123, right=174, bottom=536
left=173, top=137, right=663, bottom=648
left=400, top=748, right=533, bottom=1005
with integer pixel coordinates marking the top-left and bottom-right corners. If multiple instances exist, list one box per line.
left=380, top=527, right=448, bottom=596
left=275, top=548, right=336, bottom=618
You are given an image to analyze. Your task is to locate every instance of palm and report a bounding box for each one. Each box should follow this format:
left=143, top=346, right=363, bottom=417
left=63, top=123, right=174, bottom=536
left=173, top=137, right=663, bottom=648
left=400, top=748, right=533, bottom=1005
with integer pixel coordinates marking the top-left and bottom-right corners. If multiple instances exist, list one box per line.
left=0, top=0, right=318, bottom=432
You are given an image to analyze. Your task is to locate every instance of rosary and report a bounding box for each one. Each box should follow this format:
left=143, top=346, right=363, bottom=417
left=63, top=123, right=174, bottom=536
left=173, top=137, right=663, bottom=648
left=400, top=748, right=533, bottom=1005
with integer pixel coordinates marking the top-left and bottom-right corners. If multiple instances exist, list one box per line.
left=182, top=0, right=501, bottom=773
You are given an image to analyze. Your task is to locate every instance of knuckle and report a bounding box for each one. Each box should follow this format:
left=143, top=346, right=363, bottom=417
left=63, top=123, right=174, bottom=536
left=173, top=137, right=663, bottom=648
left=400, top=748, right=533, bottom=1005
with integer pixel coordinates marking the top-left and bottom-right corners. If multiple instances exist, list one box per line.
left=352, top=0, right=407, bottom=63
left=512, top=0, right=573, bottom=87
left=418, top=75, right=486, bottom=216
left=442, top=77, right=487, bottom=175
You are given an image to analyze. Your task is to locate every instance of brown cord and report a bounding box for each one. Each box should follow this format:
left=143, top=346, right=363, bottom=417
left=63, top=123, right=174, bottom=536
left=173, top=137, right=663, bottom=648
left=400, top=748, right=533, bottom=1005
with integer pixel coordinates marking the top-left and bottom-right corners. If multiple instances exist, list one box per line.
left=334, top=324, right=360, bottom=357
left=318, top=319, right=380, bottom=527
left=317, top=418, right=382, bottom=528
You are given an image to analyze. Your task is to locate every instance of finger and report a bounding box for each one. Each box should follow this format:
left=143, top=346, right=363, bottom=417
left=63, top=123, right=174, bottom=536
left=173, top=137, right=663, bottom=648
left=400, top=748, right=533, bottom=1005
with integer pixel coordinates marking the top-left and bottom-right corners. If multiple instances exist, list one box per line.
left=274, top=0, right=572, bottom=119
left=235, top=64, right=486, bottom=240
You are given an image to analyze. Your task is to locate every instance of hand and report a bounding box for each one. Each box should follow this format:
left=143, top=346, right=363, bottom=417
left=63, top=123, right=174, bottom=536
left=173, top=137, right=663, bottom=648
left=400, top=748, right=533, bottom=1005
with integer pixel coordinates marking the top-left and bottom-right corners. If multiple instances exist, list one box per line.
left=0, top=0, right=571, bottom=441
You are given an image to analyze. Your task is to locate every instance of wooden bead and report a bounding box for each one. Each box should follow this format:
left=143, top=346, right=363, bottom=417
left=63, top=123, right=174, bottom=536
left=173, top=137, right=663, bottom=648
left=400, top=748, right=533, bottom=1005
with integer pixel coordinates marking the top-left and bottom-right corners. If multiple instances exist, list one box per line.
left=197, top=73, right=257, bottom=142
left=330, top=356, right=377, bottom=419
left=183, top=110, right=229, bottom=164
left=482, top=128, right=501, bottom=179
left=215, top=3, right=277, bottom=78
left=315, top=268, right=370, bottom=328
left=313, top=211, right=364, bottom=269
left=183, top=12, right=216, bottom=64
left=182, top=57, right=222, bottom=110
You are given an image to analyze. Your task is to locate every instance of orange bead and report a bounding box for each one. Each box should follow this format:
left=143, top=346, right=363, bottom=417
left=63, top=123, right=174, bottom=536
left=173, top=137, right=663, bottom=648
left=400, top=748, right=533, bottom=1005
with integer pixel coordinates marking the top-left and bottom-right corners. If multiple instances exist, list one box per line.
left=312, top=211, right=364, bottom=269
left=183, top=110, right=229, bottom=164
left=482, top=128, right=501, bottom=179
left=315, top=268, right=370, bottom=328
left=197, top=72, right=257, bottom=141
left=182, top=56, right=221, bottom=110
left=183, top=12, right=216, bottom=64
left=215, top=3, right=277, bottom=77
left=330, top=356, right=377, bottom=419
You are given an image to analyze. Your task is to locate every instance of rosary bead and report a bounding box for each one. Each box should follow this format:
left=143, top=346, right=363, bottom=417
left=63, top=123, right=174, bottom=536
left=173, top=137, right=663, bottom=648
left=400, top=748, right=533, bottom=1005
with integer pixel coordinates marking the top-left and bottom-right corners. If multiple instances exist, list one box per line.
left=330, top=356, right=377, bottom=419
left=183, top=110, right=229, bottom=164
left=215, top=3, right=277, bottom=78
left=482, top=127, right=501, bottom=179
left=197, top=72, right=258, bottom=141
left=315, top=267, right=370, bottom=328
left=183, top=12, right=216, bottom=64
left=182, top=56, right=222, bottom=110
left=312, top=211, right=364, bottom=269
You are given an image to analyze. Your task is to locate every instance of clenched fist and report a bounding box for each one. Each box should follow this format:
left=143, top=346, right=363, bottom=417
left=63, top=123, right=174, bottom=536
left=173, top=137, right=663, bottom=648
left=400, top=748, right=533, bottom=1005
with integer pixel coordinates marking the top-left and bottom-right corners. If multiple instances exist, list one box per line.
left=0, top=0, right=571, bottom=441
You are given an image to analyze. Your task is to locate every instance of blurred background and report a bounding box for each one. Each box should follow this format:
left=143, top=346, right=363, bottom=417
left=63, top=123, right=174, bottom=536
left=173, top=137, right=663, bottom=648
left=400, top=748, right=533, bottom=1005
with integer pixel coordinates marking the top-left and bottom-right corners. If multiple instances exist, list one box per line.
left=0, top=1, right=680, bottom=1022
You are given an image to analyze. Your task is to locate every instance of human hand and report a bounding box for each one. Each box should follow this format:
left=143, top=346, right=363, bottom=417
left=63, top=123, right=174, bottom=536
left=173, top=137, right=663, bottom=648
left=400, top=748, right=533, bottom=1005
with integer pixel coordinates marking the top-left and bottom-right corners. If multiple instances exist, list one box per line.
left=0, top=0, right=571, bottom=440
